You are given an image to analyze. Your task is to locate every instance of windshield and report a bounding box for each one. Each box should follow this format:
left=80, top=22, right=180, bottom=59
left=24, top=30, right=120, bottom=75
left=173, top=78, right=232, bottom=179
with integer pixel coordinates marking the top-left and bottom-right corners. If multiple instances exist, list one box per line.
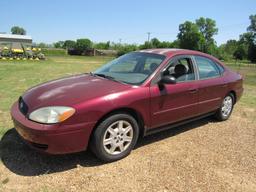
left=94, top=52, right=166, bottom=85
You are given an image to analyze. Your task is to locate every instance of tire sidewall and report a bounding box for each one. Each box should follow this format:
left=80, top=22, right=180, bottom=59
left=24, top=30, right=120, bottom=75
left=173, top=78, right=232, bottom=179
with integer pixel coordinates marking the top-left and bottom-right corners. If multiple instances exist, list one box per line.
left=92, top=113, right=139, bottom=162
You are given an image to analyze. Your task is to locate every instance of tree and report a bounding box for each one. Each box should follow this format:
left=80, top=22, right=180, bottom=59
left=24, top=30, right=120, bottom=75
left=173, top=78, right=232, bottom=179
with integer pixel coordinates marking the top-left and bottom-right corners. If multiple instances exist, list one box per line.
left=117, top=44, right=138, bottom=56
left=247, top=14, right=256, bottom=62
left=223, top=40, right=238, bottom=55
left=177, top=21, right=204, bottom=50
left=247, top=15, right=256, bottom=38
left=196, top=17, right=218, bottom=53
left=151, top=38, right=161, bottom=48
left=11, top=26, right=26, bottom=35
left=75, top=38, right=92, bottom=51
left=157, top=41, right=175, bottom=48
left=233, top=45, right=246, bottom=60
left=196, top=18, right=218, bottom=42
left=94, top=41, right=110, bottom=49
left=248, top=43, right=256, bottom=62
left=63, top=40, right=76, bottom=49
left=139, top=41, right=152, bottom=49
left=54, top=41, right=64, bottom=48
left=37, top=42, right=49, bottom=48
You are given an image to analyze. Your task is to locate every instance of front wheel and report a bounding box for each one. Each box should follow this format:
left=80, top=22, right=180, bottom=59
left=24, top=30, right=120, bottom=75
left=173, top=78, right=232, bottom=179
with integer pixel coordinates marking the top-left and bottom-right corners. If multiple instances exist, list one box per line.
left=215, top=94, right=234, bottom=121
left=90, top=113, right=139, bottom=162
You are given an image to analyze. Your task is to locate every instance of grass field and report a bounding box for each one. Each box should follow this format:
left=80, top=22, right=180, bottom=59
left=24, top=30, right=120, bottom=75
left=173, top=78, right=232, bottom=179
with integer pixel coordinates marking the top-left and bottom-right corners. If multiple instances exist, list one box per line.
left=0, top=56, right=256, bottom=192
left=0, top=56, right=113, bottom=137
left=0, top=56, right=255, bottom=137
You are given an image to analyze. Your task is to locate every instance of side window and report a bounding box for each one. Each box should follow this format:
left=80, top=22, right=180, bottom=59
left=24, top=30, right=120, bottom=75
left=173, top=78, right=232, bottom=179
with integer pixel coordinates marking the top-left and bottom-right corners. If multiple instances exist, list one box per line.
left=195, top=56, right=220, bottom=79
left=165, top=57, right=195, bottom=82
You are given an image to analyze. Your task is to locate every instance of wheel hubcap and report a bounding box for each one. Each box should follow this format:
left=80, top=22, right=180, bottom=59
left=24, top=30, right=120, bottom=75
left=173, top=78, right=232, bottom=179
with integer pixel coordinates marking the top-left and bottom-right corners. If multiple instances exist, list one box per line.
left=103, top=120, right=133, bottom=155
left=221, top=96, right=233, bottom=117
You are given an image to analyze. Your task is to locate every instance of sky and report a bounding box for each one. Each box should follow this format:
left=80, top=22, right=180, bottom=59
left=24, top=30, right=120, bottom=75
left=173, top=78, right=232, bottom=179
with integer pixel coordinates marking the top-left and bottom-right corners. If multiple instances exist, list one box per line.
left=0, top=0, right=255, bottom=45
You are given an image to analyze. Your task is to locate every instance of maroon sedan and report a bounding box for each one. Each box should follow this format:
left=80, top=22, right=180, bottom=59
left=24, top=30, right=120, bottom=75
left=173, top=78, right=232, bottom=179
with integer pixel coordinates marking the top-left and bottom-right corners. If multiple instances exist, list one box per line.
left=11, top=49, right=243, bottom=162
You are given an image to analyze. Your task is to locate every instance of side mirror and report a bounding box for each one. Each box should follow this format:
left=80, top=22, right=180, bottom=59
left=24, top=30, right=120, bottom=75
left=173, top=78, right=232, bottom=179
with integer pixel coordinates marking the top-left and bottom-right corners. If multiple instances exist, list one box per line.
left=159, top=75, right=176, bottom=84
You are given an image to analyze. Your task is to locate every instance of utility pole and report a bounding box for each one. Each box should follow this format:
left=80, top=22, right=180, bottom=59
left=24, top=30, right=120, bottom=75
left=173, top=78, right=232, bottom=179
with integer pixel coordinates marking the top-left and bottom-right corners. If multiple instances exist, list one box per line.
left=147, top=32, right=151, bottom=43
left=147, top=32, right=151, bottom=48
left=119, top=38, right=122, bottom=45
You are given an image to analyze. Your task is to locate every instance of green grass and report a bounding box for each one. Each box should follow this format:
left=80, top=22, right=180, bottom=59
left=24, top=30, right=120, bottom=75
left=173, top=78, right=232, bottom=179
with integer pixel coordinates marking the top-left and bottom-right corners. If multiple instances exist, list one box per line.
left=0, top=55, right=113, bottom=137
left=41, top=48, right=67, bottom=56
left=0, top=56, right=255, bottom=137
left=226, top=63, right=256, bottom=106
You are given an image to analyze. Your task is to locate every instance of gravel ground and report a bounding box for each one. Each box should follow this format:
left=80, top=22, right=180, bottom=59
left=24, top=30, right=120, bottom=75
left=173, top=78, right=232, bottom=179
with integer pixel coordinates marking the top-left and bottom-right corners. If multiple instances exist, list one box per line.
left=0, top=104, right=255, bottom=192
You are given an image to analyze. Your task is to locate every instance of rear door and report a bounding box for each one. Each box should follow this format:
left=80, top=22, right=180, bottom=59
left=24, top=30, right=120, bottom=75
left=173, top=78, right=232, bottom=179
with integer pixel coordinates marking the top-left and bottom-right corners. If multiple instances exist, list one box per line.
left=149, top=55, right=199, bottom=129
left=193, top=56, right=227, bottom=115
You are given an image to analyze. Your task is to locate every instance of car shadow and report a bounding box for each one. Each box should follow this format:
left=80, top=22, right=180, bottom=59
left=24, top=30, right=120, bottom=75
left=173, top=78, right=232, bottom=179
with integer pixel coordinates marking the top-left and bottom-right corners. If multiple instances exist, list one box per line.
left=0, top=117, right=214, bottom=176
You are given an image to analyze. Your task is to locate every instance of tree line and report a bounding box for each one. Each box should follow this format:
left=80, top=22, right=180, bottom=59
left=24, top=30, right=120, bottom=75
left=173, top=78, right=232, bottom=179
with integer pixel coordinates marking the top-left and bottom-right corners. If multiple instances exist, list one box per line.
left=11, top=14, right=256, bottom=62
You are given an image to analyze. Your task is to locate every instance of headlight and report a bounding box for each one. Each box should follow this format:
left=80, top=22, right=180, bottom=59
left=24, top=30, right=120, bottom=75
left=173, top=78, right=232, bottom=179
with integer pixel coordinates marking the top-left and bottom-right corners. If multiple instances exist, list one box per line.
left=29, top=106, right=75, bottom=124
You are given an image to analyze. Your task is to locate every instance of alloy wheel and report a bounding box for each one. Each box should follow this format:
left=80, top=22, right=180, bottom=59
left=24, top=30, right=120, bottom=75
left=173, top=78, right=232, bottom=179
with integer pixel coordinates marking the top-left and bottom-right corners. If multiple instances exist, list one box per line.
left=221, top=96, right=233, bottom=117
left=103, top=120, right=133, bottom=155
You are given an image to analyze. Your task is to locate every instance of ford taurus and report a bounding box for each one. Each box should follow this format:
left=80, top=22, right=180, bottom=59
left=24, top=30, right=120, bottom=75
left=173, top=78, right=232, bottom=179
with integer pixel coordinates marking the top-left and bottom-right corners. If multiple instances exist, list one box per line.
left=11, top=49, right=243, bottom=162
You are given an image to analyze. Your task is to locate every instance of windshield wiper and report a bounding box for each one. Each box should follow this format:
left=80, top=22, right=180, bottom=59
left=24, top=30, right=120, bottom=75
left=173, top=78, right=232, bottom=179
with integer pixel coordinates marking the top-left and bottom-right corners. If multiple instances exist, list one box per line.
left=90, top=72, right=124, bottom=84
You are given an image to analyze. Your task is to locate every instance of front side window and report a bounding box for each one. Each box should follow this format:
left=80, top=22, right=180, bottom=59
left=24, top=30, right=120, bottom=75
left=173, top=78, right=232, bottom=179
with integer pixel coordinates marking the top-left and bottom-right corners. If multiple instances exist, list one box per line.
left=95, top=52, right=165, bottom=85
left=195, top=56, right=220, bottom=79
left=163, top=57, right=195, bottom=82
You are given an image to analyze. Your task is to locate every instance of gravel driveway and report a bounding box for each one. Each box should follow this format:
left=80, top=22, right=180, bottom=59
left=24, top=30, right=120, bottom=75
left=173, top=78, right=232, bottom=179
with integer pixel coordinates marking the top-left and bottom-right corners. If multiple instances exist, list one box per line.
left=0, top=104, right=255, bottom=192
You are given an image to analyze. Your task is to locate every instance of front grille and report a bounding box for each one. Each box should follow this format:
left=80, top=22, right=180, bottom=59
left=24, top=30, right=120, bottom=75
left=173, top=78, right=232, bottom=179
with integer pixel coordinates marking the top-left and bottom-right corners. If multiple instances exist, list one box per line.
left=19, top=97, right=29, bottom=116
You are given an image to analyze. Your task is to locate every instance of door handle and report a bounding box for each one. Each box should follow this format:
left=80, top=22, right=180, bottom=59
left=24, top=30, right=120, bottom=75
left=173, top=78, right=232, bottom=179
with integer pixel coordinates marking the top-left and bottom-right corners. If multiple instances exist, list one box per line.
left=188, top=89, right=198, bottom=93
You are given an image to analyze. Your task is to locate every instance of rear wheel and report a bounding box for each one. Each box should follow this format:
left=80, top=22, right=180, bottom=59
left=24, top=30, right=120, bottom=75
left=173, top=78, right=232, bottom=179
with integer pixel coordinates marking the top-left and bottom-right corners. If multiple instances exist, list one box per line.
left=215, top=93, right=234, bottom=121
left=90, top=113, right=139, bottom=162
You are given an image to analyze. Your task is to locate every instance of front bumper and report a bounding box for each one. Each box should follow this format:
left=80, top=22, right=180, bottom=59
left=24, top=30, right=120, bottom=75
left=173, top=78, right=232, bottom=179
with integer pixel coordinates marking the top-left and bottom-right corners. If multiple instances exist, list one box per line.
left=11, top=102, right=96, bottom=154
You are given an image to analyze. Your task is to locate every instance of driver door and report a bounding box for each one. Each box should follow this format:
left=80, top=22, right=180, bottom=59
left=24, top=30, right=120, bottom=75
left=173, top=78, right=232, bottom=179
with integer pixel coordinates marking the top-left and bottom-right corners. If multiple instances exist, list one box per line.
left=149, top=55, right=199, bottom=129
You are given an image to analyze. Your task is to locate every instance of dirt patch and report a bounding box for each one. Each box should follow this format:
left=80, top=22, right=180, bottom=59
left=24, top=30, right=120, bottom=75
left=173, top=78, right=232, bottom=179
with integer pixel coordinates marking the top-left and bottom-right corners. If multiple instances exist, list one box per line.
left=0, top=104, right=255, bottom=192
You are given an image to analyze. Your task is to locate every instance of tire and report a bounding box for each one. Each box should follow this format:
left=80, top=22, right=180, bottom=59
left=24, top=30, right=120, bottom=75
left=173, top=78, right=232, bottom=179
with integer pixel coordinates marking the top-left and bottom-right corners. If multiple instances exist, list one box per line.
left=215, top=93, right=234, bottom=121
left=90, top=113, right=139, bottom=162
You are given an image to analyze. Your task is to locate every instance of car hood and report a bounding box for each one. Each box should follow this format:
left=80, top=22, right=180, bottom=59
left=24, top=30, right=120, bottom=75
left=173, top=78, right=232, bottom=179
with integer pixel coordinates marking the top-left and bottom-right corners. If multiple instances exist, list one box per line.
left=22, top=74, right=131, bottom=112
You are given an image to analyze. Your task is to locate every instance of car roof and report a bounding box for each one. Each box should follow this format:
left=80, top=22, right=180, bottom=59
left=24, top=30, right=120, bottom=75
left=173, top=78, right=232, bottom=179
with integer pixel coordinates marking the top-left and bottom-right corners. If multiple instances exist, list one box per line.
left=138, top=48, right=212, bottom=58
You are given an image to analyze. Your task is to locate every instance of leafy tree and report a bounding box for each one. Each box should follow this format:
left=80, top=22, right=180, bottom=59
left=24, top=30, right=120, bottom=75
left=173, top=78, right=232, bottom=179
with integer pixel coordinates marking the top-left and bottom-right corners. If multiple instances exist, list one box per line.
left=196, top=17, right=218, bottom=53
left=157, top=41, right=175, bottom=48
left=223, top=40, right=238, bottom=56
left=233, top=45, right=246, bottom=60
left=139, top=39, right=177, bottom=50
left=11, top=26, right=26, bottom=35
left=172, top=40, right=180, bottom=48
left=247, top=15, right=256, bottom=38
left=37, top=42, right=49, bottom=48
left=177, top=21, right=204, bottom=50
left=247, top=15, right=256, bottom=62
left=151, top=38, right=161, bottom=48
left=54, top=41, right=64, bottom=48
left=248, top=43, right=256, bottom=62
left=75, top=38, right=92, bottom=51
left=63, top=40, right=76, bottom=49
left=94, top=41, right=110, bottom=49
left=117, top=44, right=138, bottom=56
left=196, top=18, right=218, bottom=42
left=139, top=41, right=152, bottom=49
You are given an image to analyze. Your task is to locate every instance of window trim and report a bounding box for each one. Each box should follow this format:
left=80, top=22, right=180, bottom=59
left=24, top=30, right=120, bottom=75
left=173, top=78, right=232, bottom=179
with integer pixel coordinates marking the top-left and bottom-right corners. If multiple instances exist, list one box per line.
left=193, top=55, right=222, bottom=80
